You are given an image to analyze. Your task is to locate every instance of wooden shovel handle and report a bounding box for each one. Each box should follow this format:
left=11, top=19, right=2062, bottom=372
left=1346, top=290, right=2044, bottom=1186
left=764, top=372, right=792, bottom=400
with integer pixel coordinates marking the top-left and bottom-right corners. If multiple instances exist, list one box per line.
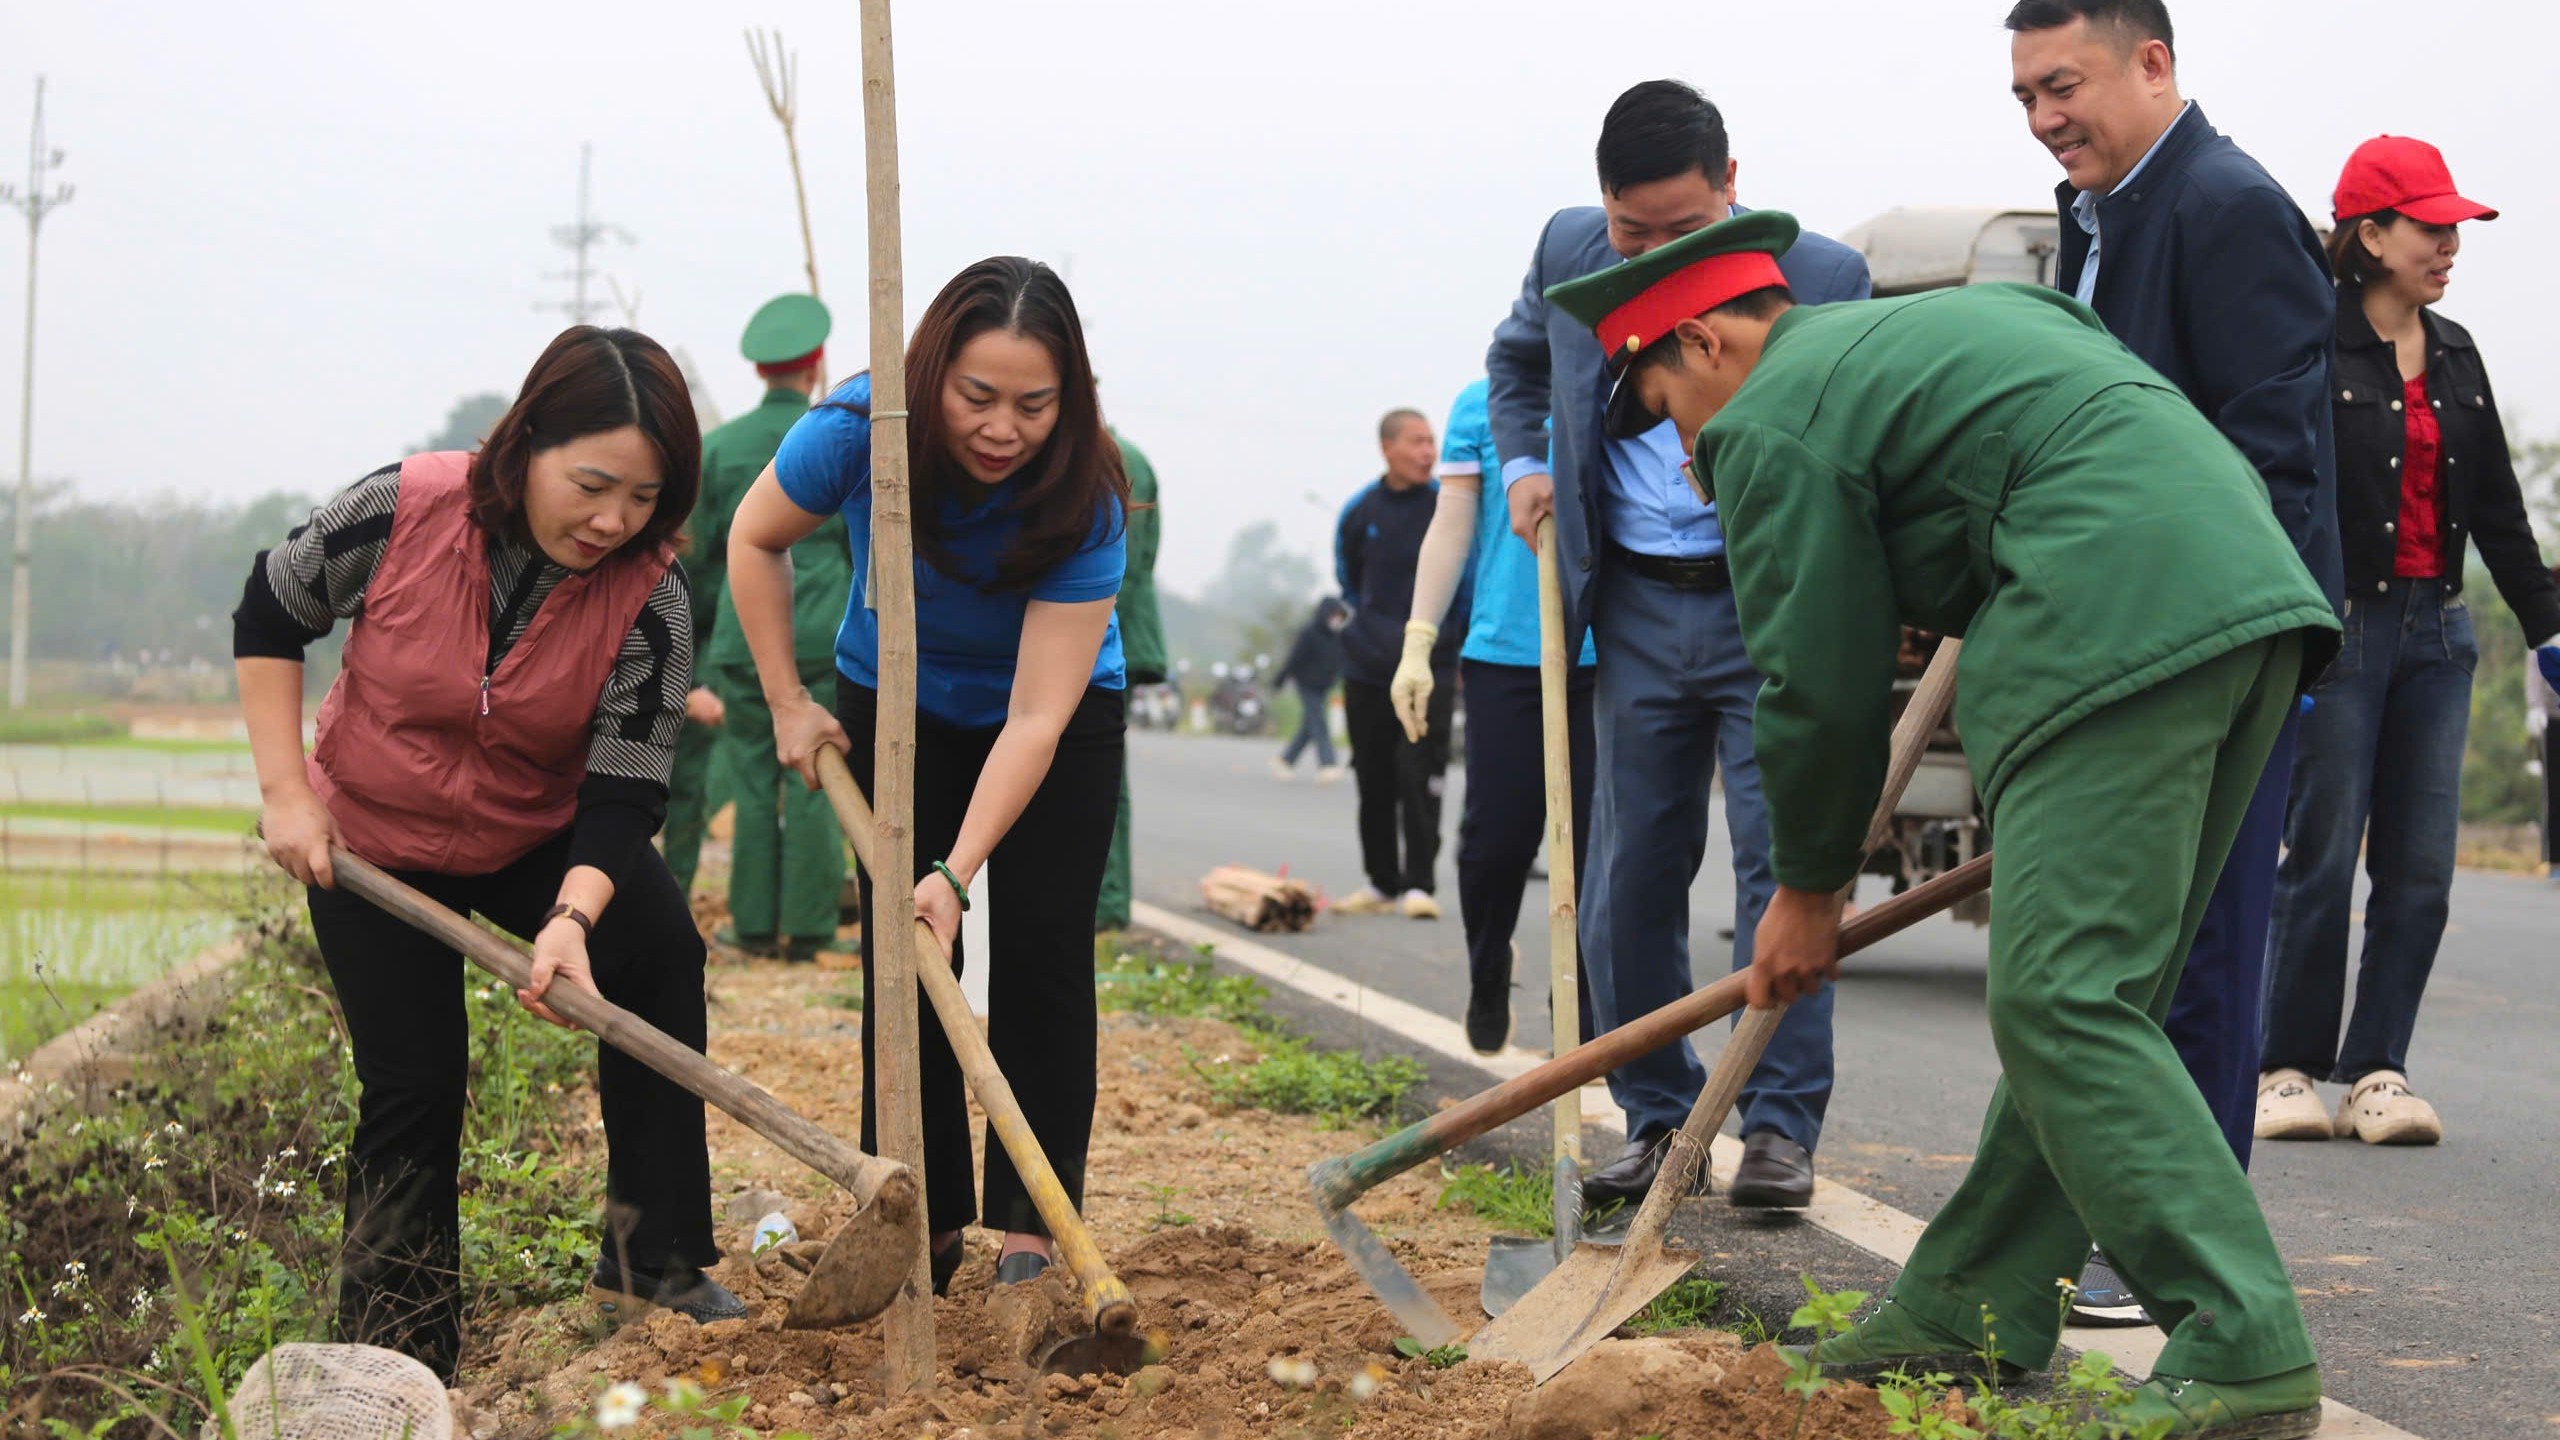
left=1534, top=517, right=1581, bottom=1169
left=813, top=747, right=1138, bottom=1338
left=328, top=847, right=910, bottom=1203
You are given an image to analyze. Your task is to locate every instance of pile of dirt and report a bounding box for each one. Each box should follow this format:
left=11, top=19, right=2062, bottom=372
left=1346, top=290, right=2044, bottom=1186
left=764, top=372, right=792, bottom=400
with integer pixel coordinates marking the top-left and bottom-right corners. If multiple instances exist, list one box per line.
left=456, top=956, right=1912, bottom=1439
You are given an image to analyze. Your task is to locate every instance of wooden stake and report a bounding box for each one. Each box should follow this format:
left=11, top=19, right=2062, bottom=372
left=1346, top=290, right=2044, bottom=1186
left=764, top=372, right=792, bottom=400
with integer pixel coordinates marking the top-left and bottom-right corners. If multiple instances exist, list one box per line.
left=856, top=0, right=934, bottom=1390
left=1534, top=520, right=1580, bottom=1166
left=748, top=27, right=827, bottom=391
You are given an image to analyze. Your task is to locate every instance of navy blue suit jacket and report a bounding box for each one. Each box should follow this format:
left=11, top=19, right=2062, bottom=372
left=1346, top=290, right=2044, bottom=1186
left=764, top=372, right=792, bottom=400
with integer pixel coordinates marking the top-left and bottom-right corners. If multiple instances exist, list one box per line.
left=1486, top=206, right=1872, bottom=649
left=2055, top=105, right=2344, bottom=608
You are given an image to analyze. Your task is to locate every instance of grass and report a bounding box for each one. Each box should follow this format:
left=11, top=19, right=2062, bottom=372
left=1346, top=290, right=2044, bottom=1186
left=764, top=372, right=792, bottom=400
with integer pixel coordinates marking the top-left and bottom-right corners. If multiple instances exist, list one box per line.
left=1435, top=1160, right=1628, bottom=1237
left=0, top=708, right=120, bottom=745
left=1628, top=1276, right=1731, bottom=1335
left=0, top=907, right=600, bottom=1431
left=1, top=872, right=261, bottom=1061
left=0, top=801, right=261, bottom=833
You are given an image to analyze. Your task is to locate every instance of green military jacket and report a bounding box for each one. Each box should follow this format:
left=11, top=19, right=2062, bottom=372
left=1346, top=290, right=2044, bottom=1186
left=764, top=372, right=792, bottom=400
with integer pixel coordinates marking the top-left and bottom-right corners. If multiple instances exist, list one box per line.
left=1112, top=428, right=1168, bottom=683
left=1693, top=283, right=2340, bottom=893
left=693, top=388, right=852, bottom=672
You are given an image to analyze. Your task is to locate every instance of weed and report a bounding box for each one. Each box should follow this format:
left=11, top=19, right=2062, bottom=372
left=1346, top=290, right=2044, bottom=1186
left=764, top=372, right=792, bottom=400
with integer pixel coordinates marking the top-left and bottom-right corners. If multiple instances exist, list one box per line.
left=1628, top=1275, right=1729, bottom=1335
left=1095, top=942, right=1272, bottom=1032
left=0, top=802, right=263, bottom=834
left=1392, top=1336, right=1467, bottom=1369
left=1433, top=1161, right=1628, bottom=1238
left=1138, top=1181, right=1197, bottom=1231
left=1192, top=1038, right=1424, bottom=1128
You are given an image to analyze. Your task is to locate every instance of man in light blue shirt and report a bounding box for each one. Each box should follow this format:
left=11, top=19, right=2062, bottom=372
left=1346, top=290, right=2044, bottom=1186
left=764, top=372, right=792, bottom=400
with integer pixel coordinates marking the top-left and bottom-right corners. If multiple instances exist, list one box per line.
left=2069, top=98, right=2195, bottom=303
left=1391, top=379, right=1596, bottom=1055
left=1486, top=81, right=1872, bottom=1211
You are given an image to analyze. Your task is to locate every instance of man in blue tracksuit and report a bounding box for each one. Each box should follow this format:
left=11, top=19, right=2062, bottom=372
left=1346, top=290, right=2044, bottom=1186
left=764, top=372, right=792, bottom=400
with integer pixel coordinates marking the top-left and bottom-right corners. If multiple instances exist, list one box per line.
left=2007, top=0, right=2342, bottom=1322
left=1487, top=80, right=1872, bottom=1210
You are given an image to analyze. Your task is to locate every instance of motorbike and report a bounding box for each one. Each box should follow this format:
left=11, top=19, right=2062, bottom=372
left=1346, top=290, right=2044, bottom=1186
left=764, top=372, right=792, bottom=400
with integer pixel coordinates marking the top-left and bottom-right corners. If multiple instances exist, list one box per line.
left=1206, top=656, right=1272, bottom=737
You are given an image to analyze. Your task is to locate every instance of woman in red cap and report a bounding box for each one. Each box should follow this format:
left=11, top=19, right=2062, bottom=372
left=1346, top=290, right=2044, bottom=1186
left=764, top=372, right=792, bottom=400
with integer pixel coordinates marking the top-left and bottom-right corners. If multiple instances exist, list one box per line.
left=2259, top=137, right=2560, bottom=1147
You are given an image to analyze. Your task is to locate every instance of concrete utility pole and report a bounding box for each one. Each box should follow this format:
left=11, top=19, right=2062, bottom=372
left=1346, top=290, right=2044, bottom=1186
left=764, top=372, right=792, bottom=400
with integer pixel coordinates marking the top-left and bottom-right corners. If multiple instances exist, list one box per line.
left=3, top=77, right=75, bottom=711
left=539, top=143, right=632, bottom=328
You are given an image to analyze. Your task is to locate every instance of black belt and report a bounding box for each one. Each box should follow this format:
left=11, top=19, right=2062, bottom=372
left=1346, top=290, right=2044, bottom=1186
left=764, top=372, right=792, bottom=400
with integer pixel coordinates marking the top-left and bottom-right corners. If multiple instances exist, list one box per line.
left=1607, top=542, right=1731, bottom=592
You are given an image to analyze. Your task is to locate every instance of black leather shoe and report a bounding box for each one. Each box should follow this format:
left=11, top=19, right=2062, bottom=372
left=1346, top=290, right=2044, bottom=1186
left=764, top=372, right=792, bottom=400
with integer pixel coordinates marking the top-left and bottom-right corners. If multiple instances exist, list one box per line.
left=1581, top=1131, right=1708, bottom=1212
left=1727, top=1131, right=1814, bottom=1209
left=995, top=1250, right=1053, bottom=1286
left=1464, top=979, right=1513, bottom=1056
left=588, top=1258, right=749, bottom=1325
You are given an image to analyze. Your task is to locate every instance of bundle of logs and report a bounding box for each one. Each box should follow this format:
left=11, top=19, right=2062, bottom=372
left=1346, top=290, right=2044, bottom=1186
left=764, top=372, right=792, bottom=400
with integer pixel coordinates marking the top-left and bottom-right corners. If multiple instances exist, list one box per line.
left=1198, top=865, right=1320, bottom=933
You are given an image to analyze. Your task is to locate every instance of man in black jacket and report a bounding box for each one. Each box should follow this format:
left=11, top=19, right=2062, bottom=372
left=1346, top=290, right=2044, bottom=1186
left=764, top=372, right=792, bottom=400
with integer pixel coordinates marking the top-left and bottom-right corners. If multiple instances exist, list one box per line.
left=1334, top=409, right=1467, bottom=918
left=2007, top=0, right=2342, bottom=1327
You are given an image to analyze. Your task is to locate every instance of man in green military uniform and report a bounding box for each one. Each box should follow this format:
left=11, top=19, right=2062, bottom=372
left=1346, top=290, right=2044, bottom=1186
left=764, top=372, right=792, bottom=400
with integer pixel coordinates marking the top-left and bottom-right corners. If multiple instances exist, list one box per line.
left=1096, top=427, right=1164, bottom=931
left=1547, top=212, right=2336, bottom=1438
left=696, top=294, right=853, bottom=960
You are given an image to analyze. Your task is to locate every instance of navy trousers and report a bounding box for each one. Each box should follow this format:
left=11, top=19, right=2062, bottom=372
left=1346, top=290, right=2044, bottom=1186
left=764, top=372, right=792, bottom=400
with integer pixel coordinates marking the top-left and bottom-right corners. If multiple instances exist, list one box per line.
left=1455, top=659, right=1596, bottom=1006
left=1584, top=567, right=1832, bottom=1151
left=2164, top=708, right=2300, bottom=1170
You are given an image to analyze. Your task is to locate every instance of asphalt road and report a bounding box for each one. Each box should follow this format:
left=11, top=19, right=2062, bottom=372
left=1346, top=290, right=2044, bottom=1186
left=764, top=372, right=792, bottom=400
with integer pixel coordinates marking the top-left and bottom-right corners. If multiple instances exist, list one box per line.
left=1126, top=728, right=2556, bottom=1440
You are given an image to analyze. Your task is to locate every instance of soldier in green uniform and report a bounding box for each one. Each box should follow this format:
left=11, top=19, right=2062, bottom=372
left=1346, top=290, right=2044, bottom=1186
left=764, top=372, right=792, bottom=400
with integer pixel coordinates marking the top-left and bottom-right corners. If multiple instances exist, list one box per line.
left=695, top=295, right=853, bottom=960
left=1095, top=427, right=1164, bottom=931
left=1547, top=212, right=2336, bottom=1438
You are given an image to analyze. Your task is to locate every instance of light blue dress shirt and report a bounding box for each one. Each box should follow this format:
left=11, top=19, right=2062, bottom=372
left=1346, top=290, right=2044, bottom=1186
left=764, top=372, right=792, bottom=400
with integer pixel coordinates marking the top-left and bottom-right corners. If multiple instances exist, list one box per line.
left=2071, top=101, right=2195, bottom=305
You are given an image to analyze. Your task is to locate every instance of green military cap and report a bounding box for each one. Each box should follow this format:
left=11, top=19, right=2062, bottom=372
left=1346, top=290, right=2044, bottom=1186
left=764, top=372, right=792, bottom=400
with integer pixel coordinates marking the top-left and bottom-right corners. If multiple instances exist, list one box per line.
left=740, top=293, right=832, bottom=370
left=1545, top=209, right=1800, bottom=438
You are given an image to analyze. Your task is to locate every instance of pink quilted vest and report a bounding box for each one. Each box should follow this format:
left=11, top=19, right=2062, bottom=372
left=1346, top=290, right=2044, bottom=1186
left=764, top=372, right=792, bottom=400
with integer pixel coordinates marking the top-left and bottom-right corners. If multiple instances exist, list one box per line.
left=308, top=452, right=674, bottom=875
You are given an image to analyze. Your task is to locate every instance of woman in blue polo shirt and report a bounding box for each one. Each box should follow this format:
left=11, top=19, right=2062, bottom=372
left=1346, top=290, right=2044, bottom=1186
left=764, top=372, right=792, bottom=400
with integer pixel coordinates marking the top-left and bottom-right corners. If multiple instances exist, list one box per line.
left=726, top=256, right=1129, bottom=1293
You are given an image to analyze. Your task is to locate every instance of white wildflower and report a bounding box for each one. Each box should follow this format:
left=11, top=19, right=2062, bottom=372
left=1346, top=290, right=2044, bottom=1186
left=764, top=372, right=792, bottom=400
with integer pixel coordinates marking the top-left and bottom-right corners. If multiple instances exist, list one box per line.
left=131, top=1290, right=153, bottom=1317
left=126, top=1197, right=139, bottom=1218
left=15, top=1307, right=42, bottom=1326
left=519, top=1249, right=536, bottom=1266
left=162, top=1122, right=184, bottom=1138
left=62, top=1261, right=84, bottom=1278
left=143, top=1155, right=166, bottom=1172
left=1265, top=1356, right=1318, bottom=1389
left=277, top=1146, right=298, bottom=1161
left=1349, top=1368, right=1382, bottom=1402
left=595, top=1382, right=647, bottom=1431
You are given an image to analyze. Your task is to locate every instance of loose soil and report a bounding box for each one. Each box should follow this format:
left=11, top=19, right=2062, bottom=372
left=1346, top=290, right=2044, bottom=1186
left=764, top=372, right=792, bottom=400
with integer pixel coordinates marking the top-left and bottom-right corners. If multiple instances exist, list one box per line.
left=453, top=946, right=1918, bottom=1440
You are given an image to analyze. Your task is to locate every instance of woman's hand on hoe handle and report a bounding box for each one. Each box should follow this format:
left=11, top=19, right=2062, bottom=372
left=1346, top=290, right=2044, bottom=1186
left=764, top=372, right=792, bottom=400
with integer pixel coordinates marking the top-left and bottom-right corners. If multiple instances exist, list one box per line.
left=259, top=783, right=343, bottom=890
left=520, top=914, right=602, bottom=1031
left=773, top=688, right=854, bottom=791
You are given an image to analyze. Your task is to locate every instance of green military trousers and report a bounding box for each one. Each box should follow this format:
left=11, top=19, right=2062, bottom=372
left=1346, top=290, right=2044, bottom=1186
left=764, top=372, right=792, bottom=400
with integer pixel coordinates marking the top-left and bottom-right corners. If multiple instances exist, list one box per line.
left=663, top=707, right=724, bottom=895
left=716, top=660, right=847, bottom=943
left=1095, top=768, right=1134, bottom=931
left=1886, top=631, right=2316, bottom=1384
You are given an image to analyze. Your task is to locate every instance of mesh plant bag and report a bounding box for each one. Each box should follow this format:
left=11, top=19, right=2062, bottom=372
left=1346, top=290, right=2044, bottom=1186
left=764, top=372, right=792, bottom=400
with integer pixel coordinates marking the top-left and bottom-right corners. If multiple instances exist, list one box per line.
left=214, top=1343, right=453, bottom=1440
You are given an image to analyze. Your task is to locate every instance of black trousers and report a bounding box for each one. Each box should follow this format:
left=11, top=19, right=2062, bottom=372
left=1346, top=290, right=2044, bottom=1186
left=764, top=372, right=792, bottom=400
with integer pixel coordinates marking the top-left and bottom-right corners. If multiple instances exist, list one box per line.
left=1455, top=660, right=1597, bottom=999
left=1342, top=676, right=1454, bottom=895
left=838, top=678, right=1126, bottom=1235
left=2543, top=725, right=2560, bottom=867
left=305, top=830, right=713, bottom=1380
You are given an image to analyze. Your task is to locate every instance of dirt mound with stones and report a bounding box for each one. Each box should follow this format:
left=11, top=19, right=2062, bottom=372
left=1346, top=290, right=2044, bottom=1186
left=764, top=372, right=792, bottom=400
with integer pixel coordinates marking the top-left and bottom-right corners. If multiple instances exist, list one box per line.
left=455, top=954, right=1918, bottom=1439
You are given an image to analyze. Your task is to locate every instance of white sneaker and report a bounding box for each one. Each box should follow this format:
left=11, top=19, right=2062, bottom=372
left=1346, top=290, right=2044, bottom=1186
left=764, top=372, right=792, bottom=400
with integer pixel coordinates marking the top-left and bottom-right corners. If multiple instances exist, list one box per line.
left=1333, top=885, right=1395, bottom=915
left=1268, top=757, right=1296, bottom=781
left=2254, top=1069, right=2332, bottom=1141
left=1315, top=765, right=1346, bottom=785
left=2335, top=1070, right=2442, bottom=1145
left=1399, top=889, right=1442, bottom=920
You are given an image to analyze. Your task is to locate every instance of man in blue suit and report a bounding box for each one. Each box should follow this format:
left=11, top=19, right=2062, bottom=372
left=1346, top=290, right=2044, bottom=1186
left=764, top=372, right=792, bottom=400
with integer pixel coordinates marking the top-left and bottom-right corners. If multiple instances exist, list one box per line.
left=2007, top=0, right=2342, bottom=1326
left=1487, top=80, right=1872, bottom=1210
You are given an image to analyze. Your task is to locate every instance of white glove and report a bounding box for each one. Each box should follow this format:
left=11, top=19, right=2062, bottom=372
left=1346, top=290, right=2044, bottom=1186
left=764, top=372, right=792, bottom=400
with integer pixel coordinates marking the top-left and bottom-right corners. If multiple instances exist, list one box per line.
left=1389, top=621, right=1440, bottom=742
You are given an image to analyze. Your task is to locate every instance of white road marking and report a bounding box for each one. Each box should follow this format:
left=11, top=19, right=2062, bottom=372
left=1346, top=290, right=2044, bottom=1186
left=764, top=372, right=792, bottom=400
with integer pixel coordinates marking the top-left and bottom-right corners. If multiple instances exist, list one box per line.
left=1132, top=900, right=2424, bottom=1440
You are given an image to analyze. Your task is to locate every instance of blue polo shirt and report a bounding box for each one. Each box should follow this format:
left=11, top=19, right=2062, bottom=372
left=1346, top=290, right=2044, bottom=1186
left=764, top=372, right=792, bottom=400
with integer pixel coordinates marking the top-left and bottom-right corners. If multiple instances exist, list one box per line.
left=773, top=374, right=1126, bottom=729
left=1440, top=380, right=1596, bottom=669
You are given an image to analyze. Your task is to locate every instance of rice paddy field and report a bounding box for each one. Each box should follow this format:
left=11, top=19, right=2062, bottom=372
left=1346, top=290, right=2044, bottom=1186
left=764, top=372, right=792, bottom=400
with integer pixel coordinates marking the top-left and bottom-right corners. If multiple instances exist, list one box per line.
left=0, top=872, right=257, bottom=1062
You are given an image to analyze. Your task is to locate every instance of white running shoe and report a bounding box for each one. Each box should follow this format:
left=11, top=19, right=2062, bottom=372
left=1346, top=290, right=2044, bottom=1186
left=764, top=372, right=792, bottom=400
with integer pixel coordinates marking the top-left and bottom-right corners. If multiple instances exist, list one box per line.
left=2254, top=1068, right=2332, bottom=1141
left=1333, top=885, right=1396, bottom=915
left=2335, top=1070, right=2442, bottom=1145
left=1315, top=765, right=1346, bottom=785
left=1268, top=757, right=1296, bottom=781
left=1399, top=889, right=1442, bottom=920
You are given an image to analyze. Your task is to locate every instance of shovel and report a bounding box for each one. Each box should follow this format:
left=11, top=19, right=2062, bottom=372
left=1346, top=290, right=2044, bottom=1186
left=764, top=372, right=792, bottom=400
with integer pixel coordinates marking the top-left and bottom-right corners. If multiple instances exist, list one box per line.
left=1467, top=640, right=1966, bottom=1382
left=1479, top=517, right=1596, bottom=1318
left=811, top=747, right=1151, bottom=1378
left=328, top=848, right=922, bottom=1329
left=1310, top=849, right=1988, bottom=1349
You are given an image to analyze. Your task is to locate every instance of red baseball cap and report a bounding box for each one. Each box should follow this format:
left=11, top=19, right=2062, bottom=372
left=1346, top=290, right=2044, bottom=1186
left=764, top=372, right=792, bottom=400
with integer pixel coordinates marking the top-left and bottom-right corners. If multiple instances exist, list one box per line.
left=2333, top=136, right=2498, bottom=225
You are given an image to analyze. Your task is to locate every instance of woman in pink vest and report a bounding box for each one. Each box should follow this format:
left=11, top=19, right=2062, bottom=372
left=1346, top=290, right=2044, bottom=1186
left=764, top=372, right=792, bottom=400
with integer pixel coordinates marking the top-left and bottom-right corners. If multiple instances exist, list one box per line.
left=729, top=257, right=1130, bottom=1294
left=232, top=326, right=732, bottom=1378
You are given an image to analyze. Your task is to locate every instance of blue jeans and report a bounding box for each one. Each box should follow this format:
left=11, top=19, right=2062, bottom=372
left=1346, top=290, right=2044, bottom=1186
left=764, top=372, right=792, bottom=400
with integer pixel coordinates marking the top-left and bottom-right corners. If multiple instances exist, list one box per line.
left=1583, top=568, right=1832, bottom=1151
left=1278, top=680, right=1337, bottom=768
left=2264, top=579, right=2475, bottom=1084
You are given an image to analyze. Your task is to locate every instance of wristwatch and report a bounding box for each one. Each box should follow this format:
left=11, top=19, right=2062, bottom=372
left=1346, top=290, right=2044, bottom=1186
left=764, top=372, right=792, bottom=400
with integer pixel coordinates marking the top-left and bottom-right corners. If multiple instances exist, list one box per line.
left=543, top=903, right=595, bottom=938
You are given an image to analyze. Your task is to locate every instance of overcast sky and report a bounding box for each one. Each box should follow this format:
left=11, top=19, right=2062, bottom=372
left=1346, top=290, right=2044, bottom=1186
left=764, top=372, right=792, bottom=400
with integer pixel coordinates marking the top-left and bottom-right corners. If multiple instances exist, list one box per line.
left=5, top=1, right=2550, bottom=596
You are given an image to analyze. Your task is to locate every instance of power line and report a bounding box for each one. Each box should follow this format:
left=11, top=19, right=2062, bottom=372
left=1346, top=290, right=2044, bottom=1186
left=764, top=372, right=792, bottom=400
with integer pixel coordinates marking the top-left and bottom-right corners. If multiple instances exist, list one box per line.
left=537, top=142, right=632, bottom=328
left=3, top=76, right=75, bottom=710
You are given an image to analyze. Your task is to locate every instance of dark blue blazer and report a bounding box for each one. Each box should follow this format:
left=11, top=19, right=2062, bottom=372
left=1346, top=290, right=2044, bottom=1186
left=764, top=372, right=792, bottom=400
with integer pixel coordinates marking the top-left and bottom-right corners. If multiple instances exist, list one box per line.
left=2055, top=105, right=2345, bottom=608
left=1485, top=206, right=1871, bottom=648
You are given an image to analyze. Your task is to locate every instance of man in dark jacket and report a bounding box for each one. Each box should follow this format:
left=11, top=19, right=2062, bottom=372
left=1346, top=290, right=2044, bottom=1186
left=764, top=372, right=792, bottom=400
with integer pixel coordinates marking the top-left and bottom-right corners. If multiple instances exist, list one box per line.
left=2008, top=0, right=2341, bottom=1324
left=1272, top=595, right=1351, bottom=780
left=1334, top=410, right=1466, bottom=918
left=1488, top=79, right=1871, bottom=1213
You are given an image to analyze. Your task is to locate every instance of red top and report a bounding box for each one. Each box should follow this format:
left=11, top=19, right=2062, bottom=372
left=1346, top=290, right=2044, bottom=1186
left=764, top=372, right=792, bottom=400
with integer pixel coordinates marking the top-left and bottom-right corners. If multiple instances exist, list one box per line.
left=2395, top=372, right=2444, bottom=579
